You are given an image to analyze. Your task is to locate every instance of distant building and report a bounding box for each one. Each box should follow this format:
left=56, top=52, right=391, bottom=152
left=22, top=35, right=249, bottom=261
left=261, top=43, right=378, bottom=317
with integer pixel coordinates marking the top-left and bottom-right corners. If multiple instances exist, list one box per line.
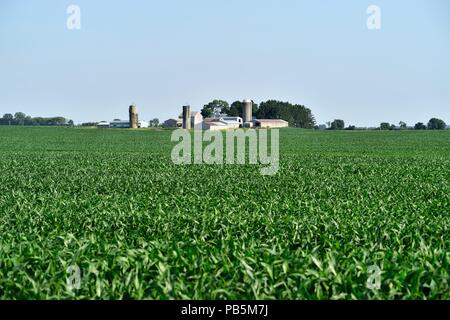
left=254, top=119, right=289, bottom=129
left=110, top=120, right=130, bottom=128
left=203, top=118, right=229, bottom=131
left=191, top=111, right=203, bottom=129
left=138, top=120, right=149, bottom=128
left=219, top=116, right=243, bottom=128
left=97, top=121, right=110, bottom=128
left=163, top=118, right=182, bottom=128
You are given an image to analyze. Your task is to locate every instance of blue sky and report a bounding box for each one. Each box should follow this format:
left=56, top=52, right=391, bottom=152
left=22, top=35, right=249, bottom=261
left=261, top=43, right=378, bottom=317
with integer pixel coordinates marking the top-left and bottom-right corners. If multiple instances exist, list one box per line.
left=0, top=0, right=449, bottom=126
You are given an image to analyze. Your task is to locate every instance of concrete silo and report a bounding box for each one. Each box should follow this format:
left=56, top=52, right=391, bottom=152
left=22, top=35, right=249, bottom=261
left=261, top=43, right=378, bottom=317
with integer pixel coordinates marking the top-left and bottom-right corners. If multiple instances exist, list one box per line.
left=129, top=105, right=139, bottom=129
left=243, top=99, right=253, bottom=126
left=182, top=105, right=191, bottom=129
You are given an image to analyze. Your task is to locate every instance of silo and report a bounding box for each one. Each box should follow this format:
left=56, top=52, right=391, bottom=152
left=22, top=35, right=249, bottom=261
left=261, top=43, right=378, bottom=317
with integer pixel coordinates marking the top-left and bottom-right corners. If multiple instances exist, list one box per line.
left=182, top=105, right=191, bottom=129
left=243, top=99, right=253, bottom=124
left=129, top=105, right=138, bottom=129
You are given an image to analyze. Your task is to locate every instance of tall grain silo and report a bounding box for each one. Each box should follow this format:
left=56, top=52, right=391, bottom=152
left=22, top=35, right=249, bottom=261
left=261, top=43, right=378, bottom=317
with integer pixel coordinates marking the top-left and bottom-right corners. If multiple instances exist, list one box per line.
left=182, top=105, right=191, bottom=129
left=129, top=105, right=138, bottom=129
left=243, top=99, right=253, bottom=125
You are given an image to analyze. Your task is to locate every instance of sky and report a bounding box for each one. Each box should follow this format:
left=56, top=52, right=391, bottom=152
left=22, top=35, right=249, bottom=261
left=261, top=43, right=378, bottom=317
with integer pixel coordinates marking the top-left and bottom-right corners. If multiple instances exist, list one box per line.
left=0, top=0, right=449, bottom=126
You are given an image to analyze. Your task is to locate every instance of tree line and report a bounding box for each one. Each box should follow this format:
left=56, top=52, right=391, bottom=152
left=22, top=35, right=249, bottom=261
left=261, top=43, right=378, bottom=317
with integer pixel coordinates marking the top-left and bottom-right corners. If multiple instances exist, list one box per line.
left=323, top=118, right=447, bottom=130
left=200, top=99, right=316, bottom=128
left=0, top=112, right=73, bottom=126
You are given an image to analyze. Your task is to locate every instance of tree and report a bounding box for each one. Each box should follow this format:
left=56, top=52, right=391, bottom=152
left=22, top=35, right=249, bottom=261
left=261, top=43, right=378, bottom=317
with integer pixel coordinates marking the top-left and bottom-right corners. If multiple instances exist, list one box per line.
left=228, top=101, right=242, bottom=117
left=150, top=118, right=160, bottom=127
left=14, top=112, right=26, bottom=125
left=346, top=125, right=356, bottom=130
left=3, top=113, right=13, bottom=121
left=380, top=122, right=391, bottom=130
left=226, top=100, right=259, bottom=118
left=1, top=113, right=14, bottom=125
left=414, top=122, right=427, bottom=130
left=399, top=121, right=407, bottom=129
left=68, top=120, right=74, bottom=126
left=256, top=100, right=315, bottom=128
left=427, top=118, right=446, bottom=130
left=201, top=100, right=229, bottom=118
left=330, top=119, right=345, bottom=130
left=24, top=116, right=34, bottom=126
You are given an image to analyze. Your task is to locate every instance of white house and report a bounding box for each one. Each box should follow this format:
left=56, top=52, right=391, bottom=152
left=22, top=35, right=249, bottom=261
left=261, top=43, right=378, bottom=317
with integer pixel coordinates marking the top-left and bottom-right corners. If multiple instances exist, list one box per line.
left=138, top=120, right=150, bottom=128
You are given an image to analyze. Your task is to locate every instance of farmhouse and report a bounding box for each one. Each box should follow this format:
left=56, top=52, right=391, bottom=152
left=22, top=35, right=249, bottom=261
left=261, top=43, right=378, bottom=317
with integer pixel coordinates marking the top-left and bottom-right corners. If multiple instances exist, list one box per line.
left=138, top=120, right=150, bottom=128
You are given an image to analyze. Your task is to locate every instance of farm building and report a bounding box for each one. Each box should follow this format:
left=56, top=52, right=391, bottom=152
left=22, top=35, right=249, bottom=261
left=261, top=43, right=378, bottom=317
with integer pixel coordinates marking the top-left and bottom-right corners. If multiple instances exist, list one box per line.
left=202, top=118, right=229, bottom=131
left=254, top=119, right=289, bottom=128
left=219, top=117, right=243, bottom=128
left=174, top=101, right=291, bottom=131
left=97, top=121, right=110, bottom=128
left=110, top=119, right=130, bottom=128
left=138, top=120, right=150, bottom=128
left=163, top=118, right=182, bottom=128
left=191, top=111, right=203, bottom=129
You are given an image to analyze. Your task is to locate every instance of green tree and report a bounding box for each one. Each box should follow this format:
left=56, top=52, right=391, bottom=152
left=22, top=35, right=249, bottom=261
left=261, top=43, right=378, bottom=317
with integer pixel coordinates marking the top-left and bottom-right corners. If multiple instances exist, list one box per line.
left=399, top=121, right=407, bottom=129
left=427, top=118, right=446, bottom=130
left=414, top=122, right=427, bottom=130
left=227, top=100, right=259, bottom=118
left=256, top=100, right=314, bottom=128
left=380, top=122, right=391, bottom=130
left=24, top=116, right=35, bottom=126
left=150, top=118, right=160, bottom=127
left=3, top=113, right=13, bottom=121
left=14, top=112, right=27, bottom=125
left=201, top=100, right=229, bottom=118
left=228, top=101, right=242, bottom=116
left=330, top=119, right=345, bottom=130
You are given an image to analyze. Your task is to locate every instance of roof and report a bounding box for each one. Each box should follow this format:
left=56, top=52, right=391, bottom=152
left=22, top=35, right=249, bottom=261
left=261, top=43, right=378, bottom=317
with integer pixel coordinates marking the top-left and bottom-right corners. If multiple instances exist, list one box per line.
left=256, top=119, right=288, bottom=123
left=221, top=117, right=243, bottom=121
left=206, top=121, right=227, bottom=127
